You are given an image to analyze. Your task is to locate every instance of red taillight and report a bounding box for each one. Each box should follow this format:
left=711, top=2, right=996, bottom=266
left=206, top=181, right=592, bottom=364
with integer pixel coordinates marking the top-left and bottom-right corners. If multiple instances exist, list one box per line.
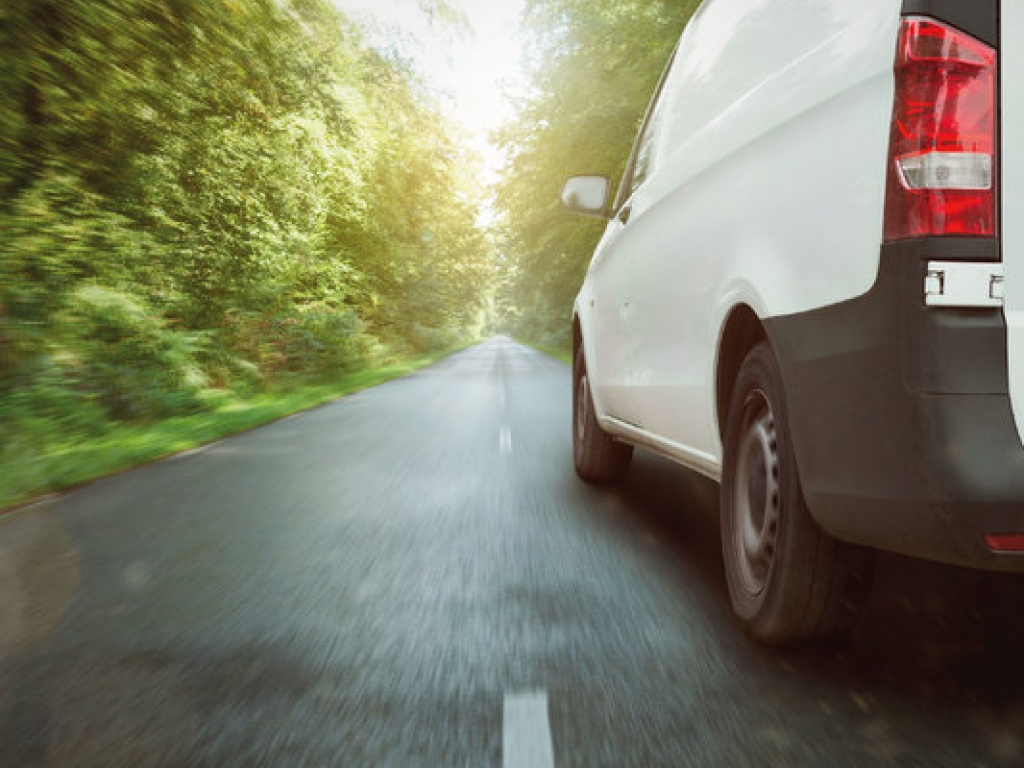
left=984, top=534, right=1024, bottom=553
left=883, top=17, right=997, bottom=240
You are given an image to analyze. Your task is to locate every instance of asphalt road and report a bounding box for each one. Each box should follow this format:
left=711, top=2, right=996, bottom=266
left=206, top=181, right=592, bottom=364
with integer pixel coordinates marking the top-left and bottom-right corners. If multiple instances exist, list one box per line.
left=2, top=336, right=1024, bottom=767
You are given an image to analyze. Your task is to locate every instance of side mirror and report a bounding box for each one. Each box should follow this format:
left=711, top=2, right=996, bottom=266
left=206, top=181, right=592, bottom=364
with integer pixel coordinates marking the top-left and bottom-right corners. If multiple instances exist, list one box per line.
left=560, top=175, right=610, bottom=219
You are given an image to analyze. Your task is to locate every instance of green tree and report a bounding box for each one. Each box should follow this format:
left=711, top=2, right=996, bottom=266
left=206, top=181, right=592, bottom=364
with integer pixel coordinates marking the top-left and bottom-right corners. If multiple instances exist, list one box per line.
left=1, top=0, right=494, bottom=419
left=493, top=0, right=697, bottom=346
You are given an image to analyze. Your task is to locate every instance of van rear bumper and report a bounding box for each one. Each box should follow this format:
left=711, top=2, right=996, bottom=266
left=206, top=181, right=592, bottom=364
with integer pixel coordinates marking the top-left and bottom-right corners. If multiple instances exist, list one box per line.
left=767, top=240, right=1024, bottom=571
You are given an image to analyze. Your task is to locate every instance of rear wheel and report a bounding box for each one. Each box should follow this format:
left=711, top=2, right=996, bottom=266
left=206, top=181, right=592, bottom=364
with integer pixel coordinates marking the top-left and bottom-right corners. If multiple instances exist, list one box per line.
left=721, top=341, right=873, bottom=646
left=573, top=347, right=632, bottom=483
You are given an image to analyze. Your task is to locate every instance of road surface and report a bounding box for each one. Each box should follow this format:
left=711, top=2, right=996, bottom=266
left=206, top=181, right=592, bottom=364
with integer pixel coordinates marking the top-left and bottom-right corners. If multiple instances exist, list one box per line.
left=1, top=337, right=1023, bottom=766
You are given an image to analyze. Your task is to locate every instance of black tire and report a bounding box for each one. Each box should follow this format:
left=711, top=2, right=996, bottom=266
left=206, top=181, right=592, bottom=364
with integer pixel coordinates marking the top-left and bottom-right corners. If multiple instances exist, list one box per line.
left=721, top=341, right=874, bottom=646
left=573, top=347, right=632, bottom=483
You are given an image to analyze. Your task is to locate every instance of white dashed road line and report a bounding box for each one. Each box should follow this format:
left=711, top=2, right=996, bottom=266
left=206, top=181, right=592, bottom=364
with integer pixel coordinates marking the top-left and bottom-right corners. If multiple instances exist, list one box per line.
left=499, top=425, right=513, bottom=456
left=503, top=691, right=555, bottom=768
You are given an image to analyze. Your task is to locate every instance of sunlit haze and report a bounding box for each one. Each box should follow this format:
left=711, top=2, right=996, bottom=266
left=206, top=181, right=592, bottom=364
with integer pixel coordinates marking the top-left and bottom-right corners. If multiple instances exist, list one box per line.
left=333, top=0, right=525, bottom=182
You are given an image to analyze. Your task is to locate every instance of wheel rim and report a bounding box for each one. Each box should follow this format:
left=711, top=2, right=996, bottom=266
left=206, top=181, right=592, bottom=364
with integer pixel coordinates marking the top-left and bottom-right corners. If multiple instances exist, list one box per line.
left=731, top=390, right=780, bottom=597
left=576, top=371, right=589, bottom=445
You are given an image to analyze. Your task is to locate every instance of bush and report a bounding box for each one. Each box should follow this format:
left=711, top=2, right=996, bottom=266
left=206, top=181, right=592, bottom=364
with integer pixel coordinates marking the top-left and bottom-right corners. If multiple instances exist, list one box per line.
left=8, top=358, right=107, bottom=430
left=539, top=325, right=571, bottom=354
left=220, top=304, right=367, bottom=382
left=285, top=304, right=367, bottom=377
left=0, top=174, right=167, bottom=389
left=404, top=322, right=461, bottom=355
left=57, top=285, right=205, bottom=420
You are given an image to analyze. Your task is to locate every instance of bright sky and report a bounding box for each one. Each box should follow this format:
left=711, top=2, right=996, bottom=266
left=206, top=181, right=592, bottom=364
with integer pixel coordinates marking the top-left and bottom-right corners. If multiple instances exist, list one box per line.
left=332, top=0, right=526, bottom=181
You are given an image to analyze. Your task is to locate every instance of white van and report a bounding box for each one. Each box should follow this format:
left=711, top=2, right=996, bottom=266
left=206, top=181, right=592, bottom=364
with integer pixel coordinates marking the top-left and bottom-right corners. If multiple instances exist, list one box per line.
left=563, top=0, right=1024, bottom=645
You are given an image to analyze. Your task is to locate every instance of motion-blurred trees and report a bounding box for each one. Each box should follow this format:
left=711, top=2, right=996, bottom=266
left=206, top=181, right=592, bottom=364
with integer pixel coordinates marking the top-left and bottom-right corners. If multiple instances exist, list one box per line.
left=493, top=0, right=698, bottom=347
left=1, top=0, right=493, bottom=428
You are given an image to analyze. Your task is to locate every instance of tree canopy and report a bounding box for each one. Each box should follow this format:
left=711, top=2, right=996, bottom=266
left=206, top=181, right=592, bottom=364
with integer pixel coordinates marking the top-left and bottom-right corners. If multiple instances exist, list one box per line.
left=1, top=0, right=494, bottom=429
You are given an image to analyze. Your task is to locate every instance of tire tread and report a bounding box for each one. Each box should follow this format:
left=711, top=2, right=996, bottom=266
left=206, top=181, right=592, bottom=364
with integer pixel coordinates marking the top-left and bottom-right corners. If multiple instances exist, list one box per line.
left=573, top=348, right=632, bottom=484
left=722, top=341, right=874, bottom=647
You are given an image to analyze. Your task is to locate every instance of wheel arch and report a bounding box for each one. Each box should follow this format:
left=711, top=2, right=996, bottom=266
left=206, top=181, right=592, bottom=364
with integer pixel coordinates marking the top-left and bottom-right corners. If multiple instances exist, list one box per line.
left=572, top=312, right=583, bottom=361
left=716, top=305, right=768, bottom=441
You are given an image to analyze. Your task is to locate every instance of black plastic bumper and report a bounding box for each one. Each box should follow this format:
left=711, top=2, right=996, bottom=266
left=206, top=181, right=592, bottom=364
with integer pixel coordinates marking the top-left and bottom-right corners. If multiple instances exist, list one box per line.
left=766, top=239, right=1024, bottom=571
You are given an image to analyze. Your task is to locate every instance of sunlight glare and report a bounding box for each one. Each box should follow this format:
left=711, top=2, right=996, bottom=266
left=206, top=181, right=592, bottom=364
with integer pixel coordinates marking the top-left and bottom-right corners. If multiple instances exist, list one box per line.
left=332, top=0, right=525, bottom=181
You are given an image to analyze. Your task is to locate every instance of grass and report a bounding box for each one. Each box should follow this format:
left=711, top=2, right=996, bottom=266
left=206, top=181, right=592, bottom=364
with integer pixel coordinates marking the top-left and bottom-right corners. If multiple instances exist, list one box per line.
left=0, top=348, right=459, bottom=513
left=529, top=342, right=571, bottom=365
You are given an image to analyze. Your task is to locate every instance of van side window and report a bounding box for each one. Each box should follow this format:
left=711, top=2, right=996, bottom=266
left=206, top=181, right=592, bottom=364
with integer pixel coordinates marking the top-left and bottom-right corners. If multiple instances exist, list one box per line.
left=614, top=47, right=677, bottom=210
left=630, top=99, right=664, bottom=195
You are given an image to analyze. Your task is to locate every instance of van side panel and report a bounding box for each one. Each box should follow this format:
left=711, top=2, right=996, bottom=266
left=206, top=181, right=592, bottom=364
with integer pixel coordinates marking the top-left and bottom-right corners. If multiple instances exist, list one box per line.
left=1002, top=3, right=1024, bottom=447
left=624, top=0, right=900, bottom=459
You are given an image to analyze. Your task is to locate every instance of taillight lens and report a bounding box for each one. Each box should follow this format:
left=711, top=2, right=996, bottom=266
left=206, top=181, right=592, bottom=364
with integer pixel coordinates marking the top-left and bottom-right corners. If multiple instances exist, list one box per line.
left=984, top=534, right=1024, bottom=553
left=883, top=17, right=997, bottom=240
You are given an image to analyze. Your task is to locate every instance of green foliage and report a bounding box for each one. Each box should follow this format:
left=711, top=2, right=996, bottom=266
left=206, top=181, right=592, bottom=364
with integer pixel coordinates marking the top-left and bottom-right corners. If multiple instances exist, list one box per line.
left=0, top=0, right=496, bottom=500
left=0, top=171, right=164, bottom=391
left=1, top=0, right=492, bottom=353
left=346, top=52, right=495, bottom=348
left=218, top=304, right=366, bottom=382
left=493, top=0, right=698, bottom=344
left=57, top=285, right=205, bottom=420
